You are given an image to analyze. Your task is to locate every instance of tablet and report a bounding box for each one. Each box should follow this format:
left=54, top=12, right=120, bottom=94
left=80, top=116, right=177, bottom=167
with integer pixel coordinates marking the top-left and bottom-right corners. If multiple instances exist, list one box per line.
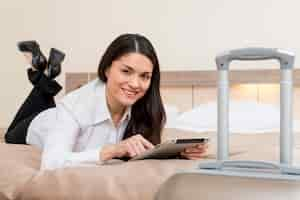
left=130, top=138, right=209, bottom=161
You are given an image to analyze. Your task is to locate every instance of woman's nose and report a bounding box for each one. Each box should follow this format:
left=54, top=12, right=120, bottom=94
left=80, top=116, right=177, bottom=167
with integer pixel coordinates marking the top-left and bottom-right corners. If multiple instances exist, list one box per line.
left=128, top=76, right=140, bottom=88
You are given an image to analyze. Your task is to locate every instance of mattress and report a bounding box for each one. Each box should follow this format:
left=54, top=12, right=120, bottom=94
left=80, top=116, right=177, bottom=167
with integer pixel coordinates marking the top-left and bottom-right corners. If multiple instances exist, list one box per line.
left=1, top=128, right=300, bottom=200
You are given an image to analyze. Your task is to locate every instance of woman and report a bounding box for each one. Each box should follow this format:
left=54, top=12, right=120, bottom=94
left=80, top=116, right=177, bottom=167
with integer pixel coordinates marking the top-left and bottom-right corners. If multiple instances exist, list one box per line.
left=5, top=34, right=207, bottom=170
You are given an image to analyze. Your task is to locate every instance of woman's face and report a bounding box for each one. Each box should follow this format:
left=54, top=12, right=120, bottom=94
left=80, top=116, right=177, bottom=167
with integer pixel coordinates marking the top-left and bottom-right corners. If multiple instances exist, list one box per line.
left=105, top=52, right=153, bottom=111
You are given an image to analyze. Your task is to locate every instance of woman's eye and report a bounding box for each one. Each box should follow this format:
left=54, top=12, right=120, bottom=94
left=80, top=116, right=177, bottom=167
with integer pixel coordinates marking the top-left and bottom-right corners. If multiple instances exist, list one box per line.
left=141, top=75, right=151, bottom=80
left=121, top=69, right=130, bottom=74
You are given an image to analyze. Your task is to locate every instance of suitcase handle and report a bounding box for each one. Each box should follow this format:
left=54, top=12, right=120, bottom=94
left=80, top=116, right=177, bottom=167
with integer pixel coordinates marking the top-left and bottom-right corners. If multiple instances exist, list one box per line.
left=216, top=48, right=294, bottom=70
left=215, top=47, right=295, bottom=165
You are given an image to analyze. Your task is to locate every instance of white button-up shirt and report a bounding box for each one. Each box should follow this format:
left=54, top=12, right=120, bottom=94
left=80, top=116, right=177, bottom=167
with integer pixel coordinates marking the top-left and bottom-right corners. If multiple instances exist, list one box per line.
left=27, top=79, right=131, bottom=170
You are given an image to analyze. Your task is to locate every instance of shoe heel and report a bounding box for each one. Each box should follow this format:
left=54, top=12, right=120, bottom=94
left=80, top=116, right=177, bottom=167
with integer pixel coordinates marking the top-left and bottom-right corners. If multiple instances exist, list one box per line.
left=47, top=48, right=65, bottom=79
left=49, top=48, right=65, bottom=64
left=17, top=40, right=47, bottom=71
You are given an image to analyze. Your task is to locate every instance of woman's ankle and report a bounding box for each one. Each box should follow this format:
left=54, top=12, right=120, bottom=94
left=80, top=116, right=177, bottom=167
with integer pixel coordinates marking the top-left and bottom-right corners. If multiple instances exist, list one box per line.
left=27, top=68, right=43, bottom=85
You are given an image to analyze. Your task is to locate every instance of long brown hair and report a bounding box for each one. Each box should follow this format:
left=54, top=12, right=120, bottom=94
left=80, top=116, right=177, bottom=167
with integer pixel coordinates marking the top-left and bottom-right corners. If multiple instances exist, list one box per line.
left=98, top=33, right=166, bottom=145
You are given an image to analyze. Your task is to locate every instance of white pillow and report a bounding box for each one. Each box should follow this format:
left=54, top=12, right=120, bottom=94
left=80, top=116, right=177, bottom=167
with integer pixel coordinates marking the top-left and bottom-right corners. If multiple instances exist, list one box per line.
left=164, top=104, right=180, bottom=128
left=172, top=101, right=284, bottom=133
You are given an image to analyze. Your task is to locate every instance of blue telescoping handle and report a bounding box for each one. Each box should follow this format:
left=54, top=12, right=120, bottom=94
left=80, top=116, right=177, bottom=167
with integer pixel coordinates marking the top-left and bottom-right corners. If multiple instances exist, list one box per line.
left=216, top=47, right=294, bottom=70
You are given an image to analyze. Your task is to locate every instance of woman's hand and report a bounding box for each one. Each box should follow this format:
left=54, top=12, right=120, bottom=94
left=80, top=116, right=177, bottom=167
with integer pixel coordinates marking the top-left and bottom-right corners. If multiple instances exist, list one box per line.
left=180, top=143, right=208, bottom=160
left=100, top=134, right=154, bottom=161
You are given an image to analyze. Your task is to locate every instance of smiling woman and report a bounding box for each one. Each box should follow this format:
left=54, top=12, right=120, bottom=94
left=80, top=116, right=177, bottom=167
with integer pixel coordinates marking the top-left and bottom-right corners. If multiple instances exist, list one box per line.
left=4, top=34, right=208, bottom=170
left=96, top=34, right=167, bottom=161
left=4, top=34, right=167, bottom=170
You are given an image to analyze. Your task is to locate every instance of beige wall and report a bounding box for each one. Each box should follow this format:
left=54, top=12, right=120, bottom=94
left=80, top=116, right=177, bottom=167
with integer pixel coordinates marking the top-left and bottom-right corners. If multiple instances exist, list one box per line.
left=1, top=0, right=300, bottom=127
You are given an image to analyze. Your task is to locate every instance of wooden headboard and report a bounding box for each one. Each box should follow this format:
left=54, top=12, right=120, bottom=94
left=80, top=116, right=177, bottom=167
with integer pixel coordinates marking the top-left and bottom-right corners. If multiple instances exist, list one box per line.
left=65, top=69, right=300, bottom=93
left=65, top=69, right=300, bottom=117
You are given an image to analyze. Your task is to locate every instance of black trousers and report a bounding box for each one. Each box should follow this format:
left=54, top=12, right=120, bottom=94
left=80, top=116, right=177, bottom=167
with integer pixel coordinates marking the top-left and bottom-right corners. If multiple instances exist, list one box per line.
left=4, top=69, right=62, bottom=144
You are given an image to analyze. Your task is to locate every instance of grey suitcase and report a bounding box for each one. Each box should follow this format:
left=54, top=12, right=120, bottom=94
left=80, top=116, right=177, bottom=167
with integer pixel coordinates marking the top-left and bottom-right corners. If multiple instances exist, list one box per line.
left=156, top=48, right=300, bottom=200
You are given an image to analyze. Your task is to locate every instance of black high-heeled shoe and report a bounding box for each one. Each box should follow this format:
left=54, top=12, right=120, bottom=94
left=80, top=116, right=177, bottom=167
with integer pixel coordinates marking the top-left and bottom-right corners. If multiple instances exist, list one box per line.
left=17, top=40, right=47, bottom=71
left=47, top=48, right=65, bottom=79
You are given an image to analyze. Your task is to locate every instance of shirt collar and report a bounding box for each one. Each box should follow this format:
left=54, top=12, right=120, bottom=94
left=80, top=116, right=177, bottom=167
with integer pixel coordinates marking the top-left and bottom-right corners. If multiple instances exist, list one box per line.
left=93, top=80, right=132, bottom=125
left=120, top=106, right=132, bottom=122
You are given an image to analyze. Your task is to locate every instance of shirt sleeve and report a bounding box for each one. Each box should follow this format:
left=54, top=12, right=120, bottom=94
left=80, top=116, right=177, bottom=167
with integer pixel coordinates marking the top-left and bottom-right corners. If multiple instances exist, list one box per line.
left=40, top=103, right=104, bottom=170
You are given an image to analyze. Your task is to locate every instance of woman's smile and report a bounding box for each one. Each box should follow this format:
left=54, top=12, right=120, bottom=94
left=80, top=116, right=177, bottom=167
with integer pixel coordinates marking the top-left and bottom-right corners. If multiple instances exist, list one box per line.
left=122, top=88, right=139, bottom=98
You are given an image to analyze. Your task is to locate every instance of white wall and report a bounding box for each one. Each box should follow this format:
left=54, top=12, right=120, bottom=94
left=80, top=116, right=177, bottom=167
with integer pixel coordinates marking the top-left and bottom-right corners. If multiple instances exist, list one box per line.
left=1, top=0, right=300, bottom=127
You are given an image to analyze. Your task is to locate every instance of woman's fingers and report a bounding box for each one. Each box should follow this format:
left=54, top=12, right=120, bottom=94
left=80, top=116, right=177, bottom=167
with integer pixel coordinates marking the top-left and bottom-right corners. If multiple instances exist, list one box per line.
left=184, top=147, right=206, bottom=153
left=134, top=134, right=154, bottom=149
left=127, top=139, right=145, bottom=156
left=181, top=143, right=209, bottom=160
left=113, top=134, right=155, bottom=158
left=135, top=140, right=147, bottom=153
left=108, top=134, right=154, bottom=159
left=121, top=134, right=154, bottom=157
left=125, top=142, right=137, bottom=157
left=184, top=144, right=208, bottom=153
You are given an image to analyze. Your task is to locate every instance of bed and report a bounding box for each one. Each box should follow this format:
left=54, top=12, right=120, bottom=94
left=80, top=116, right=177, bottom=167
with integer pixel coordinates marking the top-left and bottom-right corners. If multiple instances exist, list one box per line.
left=2, top=130, right=300, bottom=200
left=1, top=68, right=300, bottom=200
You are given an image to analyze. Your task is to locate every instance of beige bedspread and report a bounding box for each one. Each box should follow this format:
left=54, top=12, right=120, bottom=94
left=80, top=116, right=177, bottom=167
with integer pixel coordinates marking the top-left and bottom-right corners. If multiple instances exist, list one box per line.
left=1, top=128, right=300, bottom=200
